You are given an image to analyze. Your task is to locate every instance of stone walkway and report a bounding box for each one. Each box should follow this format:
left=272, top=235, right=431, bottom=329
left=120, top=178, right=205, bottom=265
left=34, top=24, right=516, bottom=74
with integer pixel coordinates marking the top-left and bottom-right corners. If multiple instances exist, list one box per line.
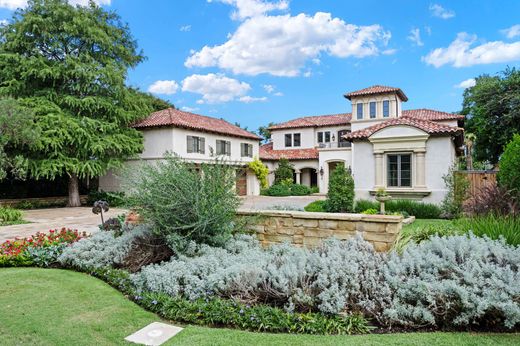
left=0, top=207, right=127, bottom=242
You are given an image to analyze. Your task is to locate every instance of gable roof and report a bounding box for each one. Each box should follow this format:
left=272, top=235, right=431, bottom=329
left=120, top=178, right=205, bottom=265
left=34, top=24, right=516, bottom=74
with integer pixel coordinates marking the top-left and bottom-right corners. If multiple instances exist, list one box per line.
left=345, top=116, right=463, bottom=140
left=344, top=85, right=408, bottom=101
left=260, top=142, right=319, bottom=160
left=133, top=108, right=260, bottom=140
left=268, top=113, right=351, bottom=130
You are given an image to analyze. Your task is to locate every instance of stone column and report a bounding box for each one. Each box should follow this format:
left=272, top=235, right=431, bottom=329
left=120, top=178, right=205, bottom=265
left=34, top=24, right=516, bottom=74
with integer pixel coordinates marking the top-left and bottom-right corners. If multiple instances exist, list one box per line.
left=295, top=170, right=301, bottom=184
left=415, top=150, right=426, bottom=188
left=374, top=152, right=384, bottom=188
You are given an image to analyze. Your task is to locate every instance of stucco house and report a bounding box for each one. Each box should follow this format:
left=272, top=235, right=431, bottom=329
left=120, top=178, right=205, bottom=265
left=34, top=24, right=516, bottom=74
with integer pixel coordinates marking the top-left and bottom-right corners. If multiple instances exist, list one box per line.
left=99, top=108, right=262, bottom=196
left=261, top=85, right=464, bottom=204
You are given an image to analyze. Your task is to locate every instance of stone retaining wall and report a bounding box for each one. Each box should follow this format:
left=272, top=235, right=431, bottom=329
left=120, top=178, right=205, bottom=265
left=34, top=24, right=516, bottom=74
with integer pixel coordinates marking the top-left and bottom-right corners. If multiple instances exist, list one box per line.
left=237, top=210, right=403, bottom=251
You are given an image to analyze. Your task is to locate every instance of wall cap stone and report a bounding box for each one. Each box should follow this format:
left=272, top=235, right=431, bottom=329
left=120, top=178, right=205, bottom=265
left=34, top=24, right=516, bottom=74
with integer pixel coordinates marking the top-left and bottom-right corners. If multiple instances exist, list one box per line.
left=237, top=209, right=403, bottom=223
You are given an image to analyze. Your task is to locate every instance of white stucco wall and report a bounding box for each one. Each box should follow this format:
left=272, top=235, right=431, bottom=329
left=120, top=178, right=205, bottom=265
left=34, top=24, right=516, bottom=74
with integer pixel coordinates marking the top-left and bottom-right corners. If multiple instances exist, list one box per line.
left=423, top=137, right=456, bottom=204
left=318, top=149, right=352, bottom=194
left=271, top=128, right=315, bottom=150
left=351, top=141, right=375, bottom=200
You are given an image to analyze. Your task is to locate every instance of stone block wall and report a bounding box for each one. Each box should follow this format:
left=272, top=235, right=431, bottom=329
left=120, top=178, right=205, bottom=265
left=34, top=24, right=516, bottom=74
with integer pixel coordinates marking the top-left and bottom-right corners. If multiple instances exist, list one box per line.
left=237, top=210, right=403, bottom=252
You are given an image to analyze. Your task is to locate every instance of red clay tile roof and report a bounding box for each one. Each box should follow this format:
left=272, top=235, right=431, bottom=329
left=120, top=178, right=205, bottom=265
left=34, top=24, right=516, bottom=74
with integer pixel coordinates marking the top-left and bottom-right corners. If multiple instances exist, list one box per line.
left=269, top=113, right=351, bottom=130
left=345, top=116, right=463, bottom=140
left=133, top=108, right=260, bottom=140
left=402, top=108, right=464, bottom=121
left=344, top=85, right=408, bottom=101
left=260, top=142, right=319, bottom=160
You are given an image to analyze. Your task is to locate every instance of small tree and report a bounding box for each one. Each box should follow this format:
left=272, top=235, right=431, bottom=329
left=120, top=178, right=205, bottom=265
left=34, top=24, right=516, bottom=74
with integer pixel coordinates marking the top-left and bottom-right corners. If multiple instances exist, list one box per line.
left=248, top=157, right=269, bottom=188
left=325, top=163, right=355, bottom=213
left=441, top=163, right=469, bottom=218
left=274, top=158, right=294, bottom=185
left=498, top=134, right=520, bottom=197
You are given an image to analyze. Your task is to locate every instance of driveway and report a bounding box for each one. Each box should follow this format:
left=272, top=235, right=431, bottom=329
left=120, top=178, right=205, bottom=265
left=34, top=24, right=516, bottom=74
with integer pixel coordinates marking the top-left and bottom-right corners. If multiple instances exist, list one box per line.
left=0, top=207, right=127, bottom=243
left=239, top=195, right=325, bottom=211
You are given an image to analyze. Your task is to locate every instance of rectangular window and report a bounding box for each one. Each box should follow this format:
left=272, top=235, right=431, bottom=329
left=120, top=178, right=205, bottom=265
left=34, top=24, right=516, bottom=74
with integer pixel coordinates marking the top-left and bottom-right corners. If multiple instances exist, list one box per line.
left=383, top=100, right=390, bottom=117
left=216, top=140, right=231, bottom=156
left=241, top=143, right=253, bottom=157
left=370, top=102, right=376, bottom=118
left=387, top=154, right=412, bottom=187
left=357, top=103, right=364, bottom=120
left=285, top=133, right=292, bottom=147
left=317, top=132, right=324, bottom=143
left=293, top=133, right=301, bottom=147
left=187, top=135, right=205, bottom=154
left=324, top=131, right=331, bottom=142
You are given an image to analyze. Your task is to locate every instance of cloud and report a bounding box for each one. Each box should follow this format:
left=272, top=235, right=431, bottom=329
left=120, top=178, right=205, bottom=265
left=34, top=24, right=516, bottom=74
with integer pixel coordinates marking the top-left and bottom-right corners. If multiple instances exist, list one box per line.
left=181, top=73, right=251, bottom=104
left=0, top=0, right=110, bottom=9
left=180, top=25, right=191, bottom=32
left=501, top=24, right=520, bottom=39
left=181, top=106, right=200, bottom=112
left=454, top=78, right=476, bottom=89
left=148, top=80, right=179, bottom=95
left=186, top=12, right=390, bottom=77
left=423, top=32, right=520, bottom=67
left=239, top=95, right=267, bottom=103
left=0, top=19, right=8, bottom=26
left=273, top=91, right=283, bottom=96
left=210, top=0, right=289, bottom=20
left=407, top=28, right=424, bottom=46
left=382, top=48, right=397, bottom=55
left=429, top=4, right=455, bottom=19
left=263, top=84, right=275, bottom=93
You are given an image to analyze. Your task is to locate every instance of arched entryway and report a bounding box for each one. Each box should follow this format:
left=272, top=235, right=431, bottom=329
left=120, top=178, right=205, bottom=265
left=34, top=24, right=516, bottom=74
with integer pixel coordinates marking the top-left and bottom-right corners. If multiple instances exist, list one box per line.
left=300, top=167, right=318, bottom=188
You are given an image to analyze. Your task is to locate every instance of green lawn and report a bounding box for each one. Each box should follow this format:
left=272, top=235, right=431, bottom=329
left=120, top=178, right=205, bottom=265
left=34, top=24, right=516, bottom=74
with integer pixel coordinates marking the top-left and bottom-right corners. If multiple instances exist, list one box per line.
left=402, top=218, right=453, bottom=236
left=1, top=268, right=519, bottom=346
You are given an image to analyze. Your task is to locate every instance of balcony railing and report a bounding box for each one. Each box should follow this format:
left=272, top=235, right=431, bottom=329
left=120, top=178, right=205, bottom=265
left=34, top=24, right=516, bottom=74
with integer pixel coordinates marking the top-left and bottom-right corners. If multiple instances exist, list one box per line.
left=318, top=141, right=351, bottom=149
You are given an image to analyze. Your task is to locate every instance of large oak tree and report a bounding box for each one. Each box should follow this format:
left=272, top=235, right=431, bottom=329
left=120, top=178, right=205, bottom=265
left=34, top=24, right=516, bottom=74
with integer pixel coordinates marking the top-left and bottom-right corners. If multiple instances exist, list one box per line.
left=0, top=0, right=157, bottom=206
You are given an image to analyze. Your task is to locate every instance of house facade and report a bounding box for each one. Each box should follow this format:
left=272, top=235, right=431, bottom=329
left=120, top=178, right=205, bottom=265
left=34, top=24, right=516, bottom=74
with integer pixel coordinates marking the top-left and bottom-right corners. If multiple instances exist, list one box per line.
left=261, top=85, right=464, bottom=204
left=99, top=108, right=262, bottom=196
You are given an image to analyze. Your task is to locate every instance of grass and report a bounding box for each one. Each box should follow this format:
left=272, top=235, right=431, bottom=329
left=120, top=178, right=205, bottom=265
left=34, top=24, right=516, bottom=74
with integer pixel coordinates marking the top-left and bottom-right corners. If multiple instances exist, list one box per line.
left=1, top=268, right=519, bottom=345
left=0, top=219, right=30, bottom=227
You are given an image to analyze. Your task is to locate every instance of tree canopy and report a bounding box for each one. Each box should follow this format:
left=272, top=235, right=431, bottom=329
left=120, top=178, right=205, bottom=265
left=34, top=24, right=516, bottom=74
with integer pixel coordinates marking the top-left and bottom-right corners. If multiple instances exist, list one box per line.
left=0, top=0, right=165, bottom=205
left=462, top=67, right=520, bottom=164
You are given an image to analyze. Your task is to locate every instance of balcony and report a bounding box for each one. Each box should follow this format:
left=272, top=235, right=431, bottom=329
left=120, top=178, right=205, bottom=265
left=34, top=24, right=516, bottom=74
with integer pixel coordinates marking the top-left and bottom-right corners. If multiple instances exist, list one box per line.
left=318, top=141, right=352, bottom=149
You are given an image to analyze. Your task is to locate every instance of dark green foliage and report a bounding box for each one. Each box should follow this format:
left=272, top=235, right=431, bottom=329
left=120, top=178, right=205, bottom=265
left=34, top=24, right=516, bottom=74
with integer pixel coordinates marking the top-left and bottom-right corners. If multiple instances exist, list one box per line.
left=498, top=134, right=520, bottom=196
left=454, top=215, right=520, bottom=246
left=310, top=186, right=319, bottom=194
left=266, top=184, right=291, bottom=196
left=87, top=190, right=127, bottom=207
left=10, top=199, right=67, bottom=209
left=256, top=122, right=275, bottom=144
left=0, top=0, right=154, bottom=205
left=325, top=163, right=354, bottom=213
left=290, top=184, right=311, bottom=196
left=126, top=155, right=240, bottom=252
left=304, top=200, right=326, bottom=212
left=354, top=199, right=442, bottom=219
left=0, top=206, right=23, bottom=223
left=462, top=68, right=520, bottom=164
left=441, top=165, right=470, bottom=219
left=274, top=158, right=294, bottom=184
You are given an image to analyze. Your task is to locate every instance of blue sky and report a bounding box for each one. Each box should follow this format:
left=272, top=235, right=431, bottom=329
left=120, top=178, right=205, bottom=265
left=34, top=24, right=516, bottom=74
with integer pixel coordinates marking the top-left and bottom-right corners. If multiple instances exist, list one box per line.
left=1, top=0, right=520, bottom=131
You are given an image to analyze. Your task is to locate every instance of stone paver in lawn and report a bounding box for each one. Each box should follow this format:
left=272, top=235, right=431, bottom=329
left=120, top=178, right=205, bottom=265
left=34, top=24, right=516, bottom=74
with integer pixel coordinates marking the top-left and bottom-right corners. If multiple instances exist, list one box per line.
left=0, top=207, right=127, bottom=242
left=239, top=195, right=325, bottom=211
left=125, top=322, right=183, bottom=346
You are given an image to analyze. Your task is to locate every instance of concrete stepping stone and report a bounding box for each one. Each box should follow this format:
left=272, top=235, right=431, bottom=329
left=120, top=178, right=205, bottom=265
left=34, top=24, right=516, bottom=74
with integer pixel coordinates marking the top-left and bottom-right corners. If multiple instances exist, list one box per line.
left=125, top=322, right=183, bottom=345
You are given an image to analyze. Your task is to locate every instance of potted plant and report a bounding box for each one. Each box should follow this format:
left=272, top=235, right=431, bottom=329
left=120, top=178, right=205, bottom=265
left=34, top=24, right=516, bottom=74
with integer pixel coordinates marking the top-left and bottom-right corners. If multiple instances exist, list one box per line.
left=374, top=188, right=391, bottom=214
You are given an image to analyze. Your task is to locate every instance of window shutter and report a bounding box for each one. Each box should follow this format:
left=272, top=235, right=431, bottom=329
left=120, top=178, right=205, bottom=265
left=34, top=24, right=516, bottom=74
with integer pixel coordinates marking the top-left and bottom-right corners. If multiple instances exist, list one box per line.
left=226, top=141, right=231, bottom=155
left=187, top=136, right=194, bottom=153
left=200, top=137, right=205, bottom=154
left=240, top=143, right=245, bottom=157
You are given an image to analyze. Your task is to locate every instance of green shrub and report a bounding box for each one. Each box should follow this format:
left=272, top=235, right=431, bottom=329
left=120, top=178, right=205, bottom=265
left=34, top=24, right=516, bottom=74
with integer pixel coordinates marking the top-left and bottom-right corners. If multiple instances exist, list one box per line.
left=454, top=215, right=520, bottom=246
left=265, top=184, right=291, bottom=196
left=290, top=184, right=311, bottom=196
left=87, top=190, right=127, bottom=207
left=325, top=163, right=354, bottom=213
left=304, top=200, right=326, bottom=212
left=0, top=206, right=23, bottom=223
left=310, top=186, right=319, bottom=194
left=361, top=208, right=378, bottom=215
left=248, top=157, right=269, bottom=189
left=354, top=199, right=441, bottom=219
left=274, top=158, right=294, bottom=184
left=498, top=134, right=520, bottom=197
left=440, top=164, right=469, bottom=218
left=125, top=155, right=240, bottom=252
left=354, top=199, right=379, bottom=213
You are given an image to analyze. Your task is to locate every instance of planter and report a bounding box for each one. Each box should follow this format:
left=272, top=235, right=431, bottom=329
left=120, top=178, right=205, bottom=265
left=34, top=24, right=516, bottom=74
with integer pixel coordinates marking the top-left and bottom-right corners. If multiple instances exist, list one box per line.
left=375, top=195, right=392, bottom=214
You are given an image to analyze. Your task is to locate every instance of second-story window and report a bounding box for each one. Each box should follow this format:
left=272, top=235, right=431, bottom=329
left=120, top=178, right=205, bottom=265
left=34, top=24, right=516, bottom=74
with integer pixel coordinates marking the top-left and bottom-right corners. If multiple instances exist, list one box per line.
left=383, top=100, right=390, bottom=117
left=285, top=133, right=292, bottom=147
left=317, top=131, right=331, bottom=143
left=357, top=103, right=364, bottom=120
left=293, top=133, right=301, bottom=147
left=241, top=143, right=253, bottom=157
left=187, top=135, right=205, bottom=154
left=370, top=102, right=376, bottom=118
left=216, top=140, right=231, bottom=156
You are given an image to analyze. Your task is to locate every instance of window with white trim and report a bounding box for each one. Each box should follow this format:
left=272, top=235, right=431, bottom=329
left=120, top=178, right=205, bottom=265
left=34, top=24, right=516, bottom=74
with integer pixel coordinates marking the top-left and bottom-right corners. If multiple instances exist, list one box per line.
left=216, top=139, right=231, bottom=156
left=241, top=143, right=253, bottom=157
left=187, top=135, right=205, bottom=154
left=369, top=101, right=376, bottom=118
left=285, top=133, right=292, bottom=147
left=293, top=133, right=301, bottom=147
left=387, top=154, right=412, bottom=187
left=318, top=131, right=331, bottom=143
left=383, top=100, right=390, bottom=117
left=357, top=103, right=364, bottom=120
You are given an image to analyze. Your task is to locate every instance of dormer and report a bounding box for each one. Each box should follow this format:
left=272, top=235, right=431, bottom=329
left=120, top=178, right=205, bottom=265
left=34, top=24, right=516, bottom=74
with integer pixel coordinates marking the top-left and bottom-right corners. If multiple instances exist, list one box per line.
left=344, top=86, right=408, bottom=125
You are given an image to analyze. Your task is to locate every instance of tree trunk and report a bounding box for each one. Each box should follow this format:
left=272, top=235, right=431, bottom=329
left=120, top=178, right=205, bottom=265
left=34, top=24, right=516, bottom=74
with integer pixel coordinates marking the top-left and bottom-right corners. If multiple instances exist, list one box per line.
left=467, top=144, right=474, bottom=170
left=67, top=174, right=82, bottom=207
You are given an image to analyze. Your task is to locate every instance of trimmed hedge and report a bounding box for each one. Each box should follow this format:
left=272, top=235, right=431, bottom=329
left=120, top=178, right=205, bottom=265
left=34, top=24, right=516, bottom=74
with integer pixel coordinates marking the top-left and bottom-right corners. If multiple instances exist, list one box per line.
left=266, top=184, right=311, bottom=196
left=354, top=199, right=441, bottom=219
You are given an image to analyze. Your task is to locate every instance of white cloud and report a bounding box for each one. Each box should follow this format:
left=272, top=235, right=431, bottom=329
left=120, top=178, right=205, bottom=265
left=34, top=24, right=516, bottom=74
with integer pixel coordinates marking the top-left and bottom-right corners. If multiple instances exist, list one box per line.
left=382, top=48, right=397, bottom=55
left=423, top=32, right=520, bottom=67
left=181, top=106, right=199, bottom=112
left=425, top=26, right=432, bottom=36
left=239, top=95, right=267, bottom=103
left=263, top=84, right=275, bottom=93
left=0, top=0, right=110, bottom=9
left=180, top=25, right=191, bottom=32
left=273, top=91, right=283, bottom=96
left=407, top=28, right=424, bottom=46
left=429, top=4, right=455, bottom=19
left=148, top=80, right=179, bottom=95
left=181, top=73, right=251, bottom=104
left=454, top=78, right=476, bottom=89
left=210, top=0, right=289, bottom=20
left=501, top=24, right=520, bottom=39
left=185, top=12, right=390, bottom=77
